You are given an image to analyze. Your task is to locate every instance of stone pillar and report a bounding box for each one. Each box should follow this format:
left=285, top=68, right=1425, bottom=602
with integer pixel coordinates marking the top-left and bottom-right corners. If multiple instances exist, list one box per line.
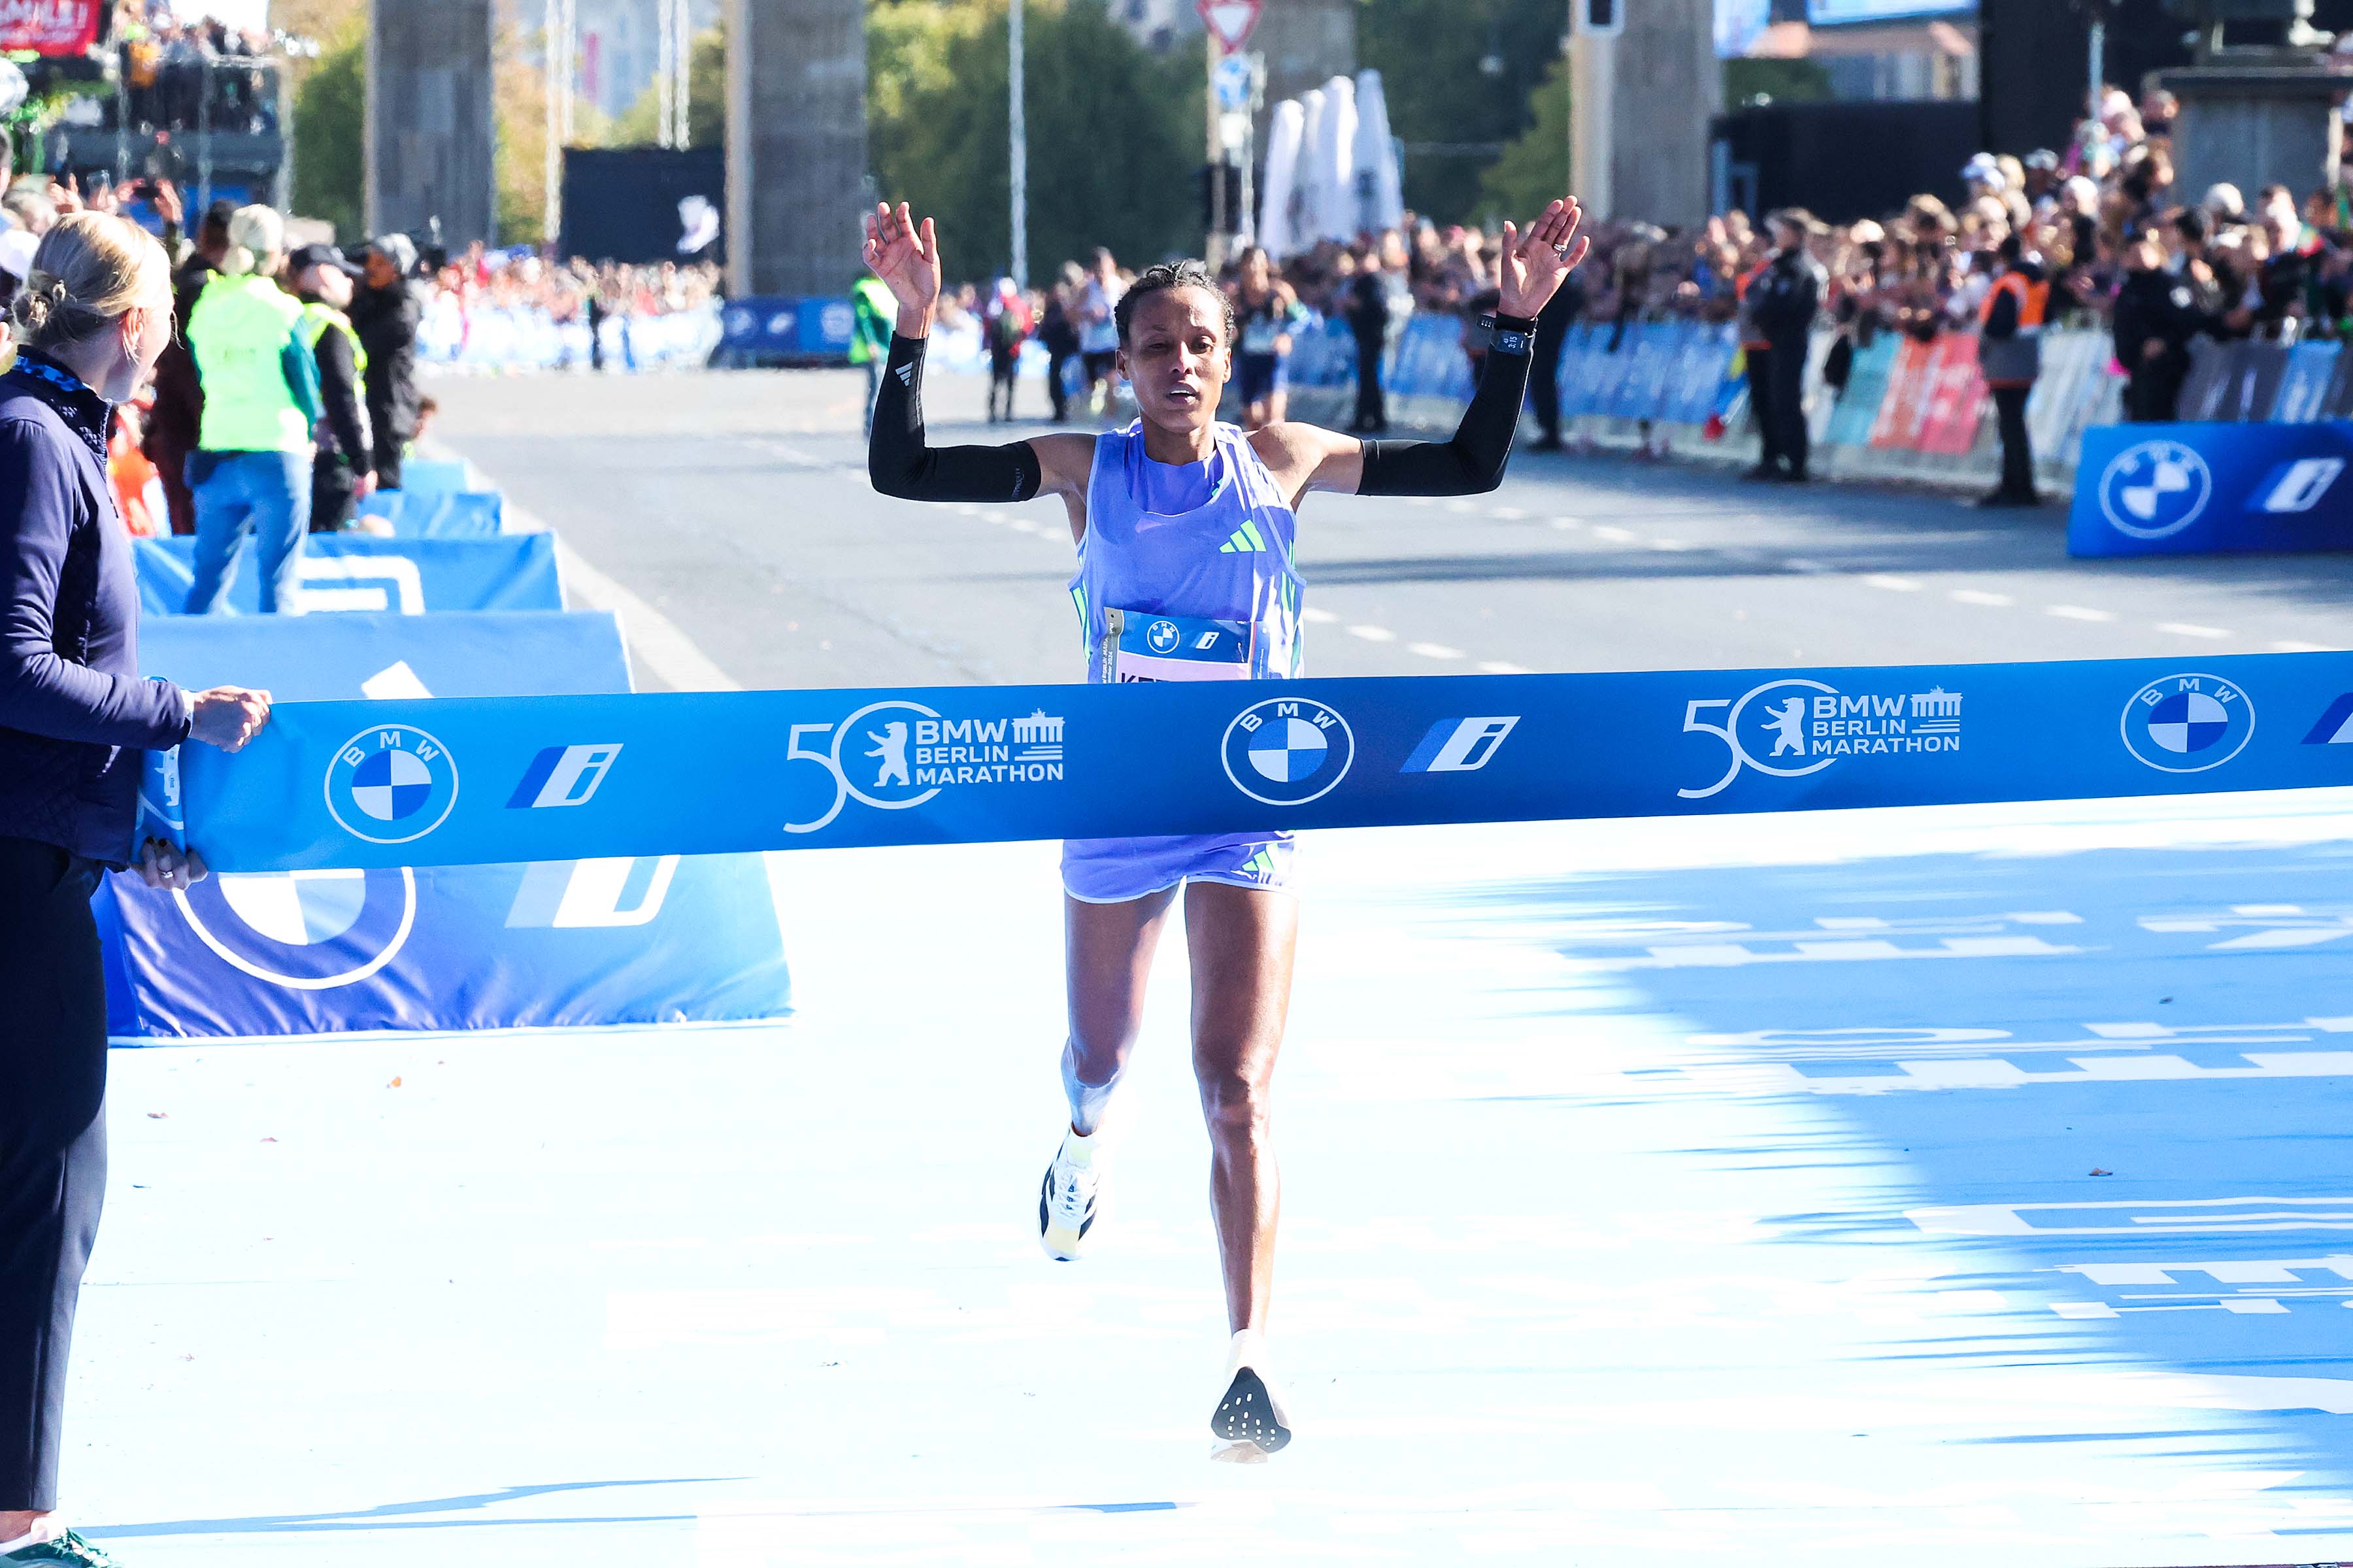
left=365, top=0, right=497, bottom=246
left=726, top=0, right=867, bottom=299
left=1254, top=0, right=1356, bottom=123
left=1603, top=0, right=1718, bottom=227
left=2159, top=61, right=2352, bottom=203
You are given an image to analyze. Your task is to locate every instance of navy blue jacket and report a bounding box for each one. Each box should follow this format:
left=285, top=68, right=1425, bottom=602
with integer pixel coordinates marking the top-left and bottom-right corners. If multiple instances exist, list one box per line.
left=0, top=349, right=190, bottom=863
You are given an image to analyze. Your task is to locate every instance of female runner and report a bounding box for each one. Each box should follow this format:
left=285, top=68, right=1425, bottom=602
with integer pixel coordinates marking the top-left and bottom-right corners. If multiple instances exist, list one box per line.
left=1231, top=246, right=1305, bottom=431
left=865, top=196, right=1587, bottom=1461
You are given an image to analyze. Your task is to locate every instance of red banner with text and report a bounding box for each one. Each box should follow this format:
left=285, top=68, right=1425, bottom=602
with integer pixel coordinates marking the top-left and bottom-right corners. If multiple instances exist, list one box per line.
left=0, top=0, right=103, bottom=56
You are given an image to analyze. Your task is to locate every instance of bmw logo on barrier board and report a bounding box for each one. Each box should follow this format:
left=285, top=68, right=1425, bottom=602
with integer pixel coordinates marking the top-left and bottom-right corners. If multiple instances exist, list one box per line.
left=1222, top=697, right=1354, bottom=807
left=174, top=867, right=419, bottom=990
left=2097, top=440, right=2213, bottom=541
left=2121, top=673, right=2254, bottom=773
left=325, top=724, right=460, bottom=844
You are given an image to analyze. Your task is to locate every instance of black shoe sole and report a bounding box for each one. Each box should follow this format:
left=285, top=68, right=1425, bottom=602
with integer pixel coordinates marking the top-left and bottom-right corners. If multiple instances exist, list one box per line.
left=1211, top=1365, right=1292, bottom=1453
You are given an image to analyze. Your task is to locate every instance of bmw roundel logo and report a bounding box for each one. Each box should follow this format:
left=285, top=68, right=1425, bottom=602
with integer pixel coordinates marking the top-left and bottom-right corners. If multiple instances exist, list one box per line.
left=2121, top=673, right=2255, bottom=773
left=1222, top=697, right=1354, bottom=807
left=2098, top=440, right=2213, bottom=541
left=175, top=867, right=419, bottom=990
left=1147, top=618, right=1181, bottom=654
left=324, top=725, right=460, bottom=844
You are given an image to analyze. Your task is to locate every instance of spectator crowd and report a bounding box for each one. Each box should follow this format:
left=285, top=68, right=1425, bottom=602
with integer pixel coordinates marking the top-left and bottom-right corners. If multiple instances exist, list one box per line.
left=970, top=79, right=2353, bottom=466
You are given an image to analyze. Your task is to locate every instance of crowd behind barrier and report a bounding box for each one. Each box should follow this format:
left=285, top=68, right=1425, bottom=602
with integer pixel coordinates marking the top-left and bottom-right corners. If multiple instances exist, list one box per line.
left=1281, top=312, right=2128, bottom=489
left=419, top=298, right=724, bottom=373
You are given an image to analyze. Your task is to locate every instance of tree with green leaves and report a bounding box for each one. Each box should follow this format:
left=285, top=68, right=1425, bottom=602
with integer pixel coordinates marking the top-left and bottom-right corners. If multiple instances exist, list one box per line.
left=291, top=17, right=363, bottom=240
left=610, top=22, right=727, bottom=149
left=869, top=0, right=1201, bottom=281
left=1360, top=0, right=1574, bottom=226
left=1478, top=55, right=1569, bottom=233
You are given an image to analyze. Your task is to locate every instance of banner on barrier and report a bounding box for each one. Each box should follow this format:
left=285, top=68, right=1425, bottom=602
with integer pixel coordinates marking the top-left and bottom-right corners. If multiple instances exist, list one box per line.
left=172, top=654, right=2353, bottom=875
left=135, top=534, right=561, bottom=617
left=1869, top=337, right=1935, bottom=449
left=2069, top=420, right=2353, bottom=558
left=1914, top=337, right=1987, bottom=456
left=112, top=609, right=790, bottom=1037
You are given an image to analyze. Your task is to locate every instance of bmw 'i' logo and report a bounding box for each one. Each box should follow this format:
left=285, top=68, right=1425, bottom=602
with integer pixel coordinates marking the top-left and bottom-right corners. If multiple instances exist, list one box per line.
left=2121, top=673, right=2255, bottom=773
left=324, top=725, right=461, bottom=844
left=1222, top=697, right=1354, bottom=807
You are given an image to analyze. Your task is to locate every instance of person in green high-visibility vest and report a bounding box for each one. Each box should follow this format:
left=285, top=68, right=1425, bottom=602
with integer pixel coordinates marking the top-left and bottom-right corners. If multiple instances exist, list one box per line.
left=182, top=205, right=322, bottom=613
left=286, top=242, right=376, bottom=534
left=850, top=273, right=895, bottom=437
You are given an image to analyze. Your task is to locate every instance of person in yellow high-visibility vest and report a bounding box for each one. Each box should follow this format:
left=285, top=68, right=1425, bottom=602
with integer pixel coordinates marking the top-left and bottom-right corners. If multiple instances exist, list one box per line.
left=182, top=205, right=322, bottom=612
left=286, top=242, right=376, bottom=533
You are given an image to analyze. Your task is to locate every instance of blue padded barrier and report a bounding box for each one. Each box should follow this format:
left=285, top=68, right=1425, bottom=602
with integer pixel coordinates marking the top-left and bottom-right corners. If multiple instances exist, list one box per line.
left=135, top=533, right=560, bottom=616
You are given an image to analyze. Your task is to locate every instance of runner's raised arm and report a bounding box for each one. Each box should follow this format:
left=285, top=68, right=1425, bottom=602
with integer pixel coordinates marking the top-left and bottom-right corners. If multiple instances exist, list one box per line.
left=862, top=202, right=1092, bottom=510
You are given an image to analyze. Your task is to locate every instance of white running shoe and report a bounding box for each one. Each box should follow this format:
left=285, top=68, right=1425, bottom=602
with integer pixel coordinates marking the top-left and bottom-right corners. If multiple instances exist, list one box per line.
left=1038, top=1126, right=1101, bottom=1261
left=1209, top=1329, right=1293, bottom=1461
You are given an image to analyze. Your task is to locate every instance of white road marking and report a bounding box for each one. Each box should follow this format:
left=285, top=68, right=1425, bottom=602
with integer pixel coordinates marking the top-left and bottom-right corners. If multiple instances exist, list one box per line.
left=1407, top=642, right=1465, bottom=660
left=1865, top=575, right=1922, bottom=592
left=1445, top=499, right=1478, bottom=514
left=1782, top=558, right=1829, bottom=573
left=2275, top=640, right=2336, bottom=653
left=1549, top=516, right=1582, bottom=530
left=1651, top=538, right=1691, bottom=552
left=1347, top=624, right=1397, bottom=642
left=2159, top=622, right=2231, bottom=640
left=1592, top=525, right=1636, bottom=542
left=1300, top=607, right=1339, bottom=624
left=1478, top=660, right=1533, bottom=675
left=2047, top=605, right=2116, bottom=622
left=547, top=537, right=741, bottom=692
left=1490, top=506, right=1527, bottom=520
left=1950, top=589, right=2014, bottom=607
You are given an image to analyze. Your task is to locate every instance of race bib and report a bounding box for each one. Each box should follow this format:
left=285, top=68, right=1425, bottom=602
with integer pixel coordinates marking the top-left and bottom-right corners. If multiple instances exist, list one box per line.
left=1098, top=607, right=1252, bottom=684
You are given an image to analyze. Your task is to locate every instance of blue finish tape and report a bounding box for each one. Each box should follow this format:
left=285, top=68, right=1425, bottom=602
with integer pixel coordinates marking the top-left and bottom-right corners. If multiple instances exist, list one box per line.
left=177, top=654, right=2353, bottom=874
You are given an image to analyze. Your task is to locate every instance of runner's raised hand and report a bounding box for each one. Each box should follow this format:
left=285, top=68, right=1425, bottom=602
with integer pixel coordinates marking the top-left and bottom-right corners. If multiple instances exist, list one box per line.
left=1496, top=197, right=1590, bottom=319
left=864, top=201, right=942, bottom=329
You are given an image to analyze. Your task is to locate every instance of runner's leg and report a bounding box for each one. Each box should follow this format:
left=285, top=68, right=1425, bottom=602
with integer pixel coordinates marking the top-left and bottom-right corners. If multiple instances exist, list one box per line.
left=1062, top=886, right=1180, bottom=1133
left=1182, top=880, right=1297, bottom=1333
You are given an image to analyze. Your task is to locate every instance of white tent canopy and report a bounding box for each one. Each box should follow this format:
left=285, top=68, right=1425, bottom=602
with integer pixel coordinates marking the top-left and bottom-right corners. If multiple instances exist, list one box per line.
left=1258, top=98, right=1306, bottom=261
left=1352, top=70, right=1405, bottom=238
left=1309, top=76, right=1358, bottom=245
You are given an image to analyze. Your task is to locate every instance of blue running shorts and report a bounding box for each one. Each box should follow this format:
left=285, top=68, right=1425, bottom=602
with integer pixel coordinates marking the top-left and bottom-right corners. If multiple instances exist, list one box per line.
left=1061, top=831, right=1297, bottom=904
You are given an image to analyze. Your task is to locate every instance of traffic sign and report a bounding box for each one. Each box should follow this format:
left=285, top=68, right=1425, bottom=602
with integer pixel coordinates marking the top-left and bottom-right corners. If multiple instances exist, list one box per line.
left=1197, top=0, right=1262, bottom=54
left=1212, top=53, right=1254, bottom=111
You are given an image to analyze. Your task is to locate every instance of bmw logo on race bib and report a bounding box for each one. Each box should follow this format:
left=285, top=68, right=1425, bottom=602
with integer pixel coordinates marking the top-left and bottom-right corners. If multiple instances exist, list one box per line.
left=1222, top=697, right=1355, bottom=807
left=1147, top=618, right=1182, bottom=654
left=2121, top=673, right=2254, bottom=773
left=2097, top=440, right=2213, bottom=541
left=325, top=725, right=461, bottom=844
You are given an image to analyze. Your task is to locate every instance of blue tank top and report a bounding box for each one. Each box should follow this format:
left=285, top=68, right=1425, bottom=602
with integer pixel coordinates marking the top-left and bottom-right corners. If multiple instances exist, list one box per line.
left=1069, top=420, right=1303, bottom=684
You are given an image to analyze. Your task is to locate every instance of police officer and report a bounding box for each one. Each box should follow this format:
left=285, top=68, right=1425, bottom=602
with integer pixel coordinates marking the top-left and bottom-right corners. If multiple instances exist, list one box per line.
left=1745, top=209, right=1826, bottom=483
left=286, top=243, right=375, bottom=531
left=2113, top=227, right=2209, bottom=424
left=1976, top=233, right=2049, bottom=507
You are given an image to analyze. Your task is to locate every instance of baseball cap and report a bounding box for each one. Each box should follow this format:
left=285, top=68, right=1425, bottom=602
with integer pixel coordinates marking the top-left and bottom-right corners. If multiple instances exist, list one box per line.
left=365, top=232, right=418, bottom=275
left=1961, top=152, right=2001, bottom=184
left=288, top=241, right=363, bottom=278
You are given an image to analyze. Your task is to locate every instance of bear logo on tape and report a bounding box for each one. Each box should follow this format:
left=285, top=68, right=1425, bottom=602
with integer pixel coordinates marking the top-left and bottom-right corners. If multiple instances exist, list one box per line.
left=325, top=726, right=461, bottom=845
left=785, top=700, right=1067, bottom=835
left=1680, top=679, right=1965, bottom=800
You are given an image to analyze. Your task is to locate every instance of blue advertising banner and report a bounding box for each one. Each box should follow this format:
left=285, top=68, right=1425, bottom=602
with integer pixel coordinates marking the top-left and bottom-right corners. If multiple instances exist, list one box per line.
left=716, top=295, right=856, bottom=360
left=108, top=608, right=790, bottom=1038
left=2069, top=421, right=2353, bottom=558
left=174, top=654, right=2353, bottom=875
left=356, top=488, right=505, bottom=537
left=136, top=534, right=562, bottom=616
left=140, top=610, right=626, bottom=698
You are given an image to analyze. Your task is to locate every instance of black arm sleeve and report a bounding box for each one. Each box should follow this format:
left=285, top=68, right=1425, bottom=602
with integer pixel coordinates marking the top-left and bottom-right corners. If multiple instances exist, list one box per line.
left=1356, top=329, right=1535, bottom=497
left=867, top=331, right=1043, bottom=503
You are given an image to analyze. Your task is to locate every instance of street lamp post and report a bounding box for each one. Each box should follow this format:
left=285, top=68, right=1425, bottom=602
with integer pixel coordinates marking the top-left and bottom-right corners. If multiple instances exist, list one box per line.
left=1010, top=0, right=1026, bottom=288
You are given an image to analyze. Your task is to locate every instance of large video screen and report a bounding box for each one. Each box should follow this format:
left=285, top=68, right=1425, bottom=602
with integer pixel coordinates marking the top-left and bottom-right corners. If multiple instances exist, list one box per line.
left=1807, top=0, right=1975, bottom=22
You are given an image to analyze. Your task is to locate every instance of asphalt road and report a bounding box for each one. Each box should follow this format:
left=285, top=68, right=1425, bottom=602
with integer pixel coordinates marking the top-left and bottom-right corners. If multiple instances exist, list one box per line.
left=434, top=367, right=2351, bottom=692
